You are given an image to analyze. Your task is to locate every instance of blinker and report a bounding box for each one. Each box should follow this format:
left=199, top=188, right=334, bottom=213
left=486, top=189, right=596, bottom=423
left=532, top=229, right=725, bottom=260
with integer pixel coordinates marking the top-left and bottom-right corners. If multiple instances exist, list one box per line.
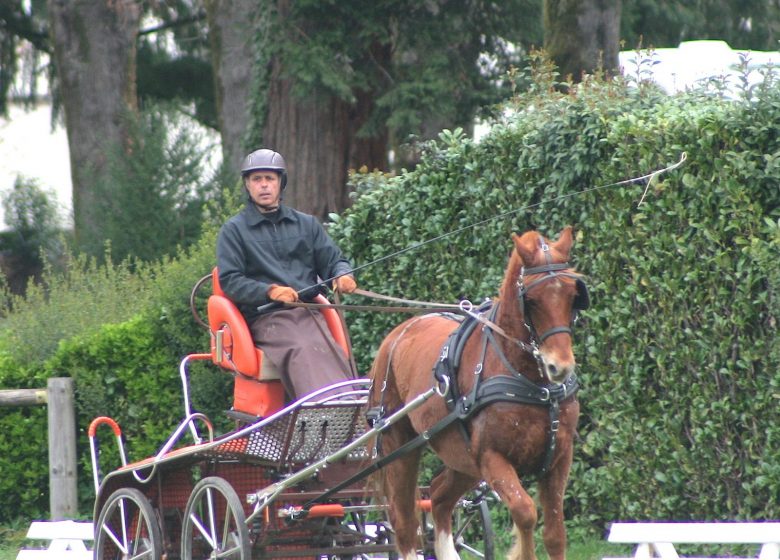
left=573, top=278, right=590, bottom=311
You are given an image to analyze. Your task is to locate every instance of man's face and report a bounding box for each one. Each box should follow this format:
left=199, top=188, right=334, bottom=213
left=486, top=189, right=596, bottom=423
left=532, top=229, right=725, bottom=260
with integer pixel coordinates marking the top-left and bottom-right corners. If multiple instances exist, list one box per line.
left=245, top=170, right=282, bottom=210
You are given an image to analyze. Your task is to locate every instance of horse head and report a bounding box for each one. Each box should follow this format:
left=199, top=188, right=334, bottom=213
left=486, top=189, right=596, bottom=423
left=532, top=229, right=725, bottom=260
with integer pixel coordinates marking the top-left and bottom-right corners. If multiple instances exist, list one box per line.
left=500, top=226, right=588, bottom=384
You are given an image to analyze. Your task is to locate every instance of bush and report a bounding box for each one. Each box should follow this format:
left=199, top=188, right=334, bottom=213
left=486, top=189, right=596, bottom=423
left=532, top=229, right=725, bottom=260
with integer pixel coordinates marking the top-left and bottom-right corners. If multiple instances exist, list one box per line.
left=0, top=186, right=241, bottom=522
left=0, top=177, right=67, bottom=294
left=78, top=103, right=222, bottom=264
left=331, top=75, right=780, bottom=532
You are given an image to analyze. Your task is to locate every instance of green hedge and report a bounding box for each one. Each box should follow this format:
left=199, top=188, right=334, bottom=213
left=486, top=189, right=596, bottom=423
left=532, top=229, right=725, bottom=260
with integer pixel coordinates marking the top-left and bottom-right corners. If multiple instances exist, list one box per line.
left=0, top=224, right=232, bottom=521
left=330, top=78, right=780, bottom=531
left=0, top=73, right=778, bottom=533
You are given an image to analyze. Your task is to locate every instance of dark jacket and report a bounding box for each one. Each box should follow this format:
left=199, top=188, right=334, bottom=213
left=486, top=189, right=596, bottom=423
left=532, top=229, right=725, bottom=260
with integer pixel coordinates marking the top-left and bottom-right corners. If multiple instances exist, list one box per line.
left=216, top=203, right=352, bottom=323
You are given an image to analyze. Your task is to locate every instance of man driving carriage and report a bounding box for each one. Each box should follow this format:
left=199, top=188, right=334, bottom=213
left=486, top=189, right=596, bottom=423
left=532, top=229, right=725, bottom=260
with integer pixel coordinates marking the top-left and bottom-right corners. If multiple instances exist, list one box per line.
left=216, top=148, right=357, bottom=400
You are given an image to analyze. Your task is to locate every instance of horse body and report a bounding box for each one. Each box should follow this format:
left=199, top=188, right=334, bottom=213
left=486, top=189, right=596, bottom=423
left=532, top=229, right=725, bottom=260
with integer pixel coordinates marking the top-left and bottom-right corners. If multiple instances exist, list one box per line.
left=369, top=227, right=585, bottom=560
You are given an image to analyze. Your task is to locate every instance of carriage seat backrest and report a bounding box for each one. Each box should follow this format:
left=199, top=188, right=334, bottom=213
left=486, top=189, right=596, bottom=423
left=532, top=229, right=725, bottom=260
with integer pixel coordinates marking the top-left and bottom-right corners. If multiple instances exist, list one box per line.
left=207, top=268, right=350, bottom=380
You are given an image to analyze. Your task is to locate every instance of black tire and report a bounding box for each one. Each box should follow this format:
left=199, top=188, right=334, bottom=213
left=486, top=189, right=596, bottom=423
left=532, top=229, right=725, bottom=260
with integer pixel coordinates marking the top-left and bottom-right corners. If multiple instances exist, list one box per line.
left=181, top=476, right=251, bottom=560
left=452, top=497, right=494, bottom=559
left=322, top=508, right=398, bottom=559
left=94, top=487, right=162, bottom=560
left=421, top=488, right=495, bottom=560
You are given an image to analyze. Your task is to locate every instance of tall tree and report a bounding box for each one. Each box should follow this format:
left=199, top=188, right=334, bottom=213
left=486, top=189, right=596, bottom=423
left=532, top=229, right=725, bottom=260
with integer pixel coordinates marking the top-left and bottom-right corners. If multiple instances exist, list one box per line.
left=205, top=0, right=259, bottom=173
left=544, top=0, right=623, bottom=81
left=210, top=0, right=537, bottom=220
left=47, top=0, right=142, bottom=245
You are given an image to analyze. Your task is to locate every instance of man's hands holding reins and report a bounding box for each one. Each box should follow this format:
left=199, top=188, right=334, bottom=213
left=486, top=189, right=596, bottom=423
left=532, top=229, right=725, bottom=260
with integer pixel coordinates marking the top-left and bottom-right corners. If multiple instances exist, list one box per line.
left=267, top=275, right=356, bottom=304
left=333, top=275, right=357, bottom=294
left=268, top=284, right=299, bottom=303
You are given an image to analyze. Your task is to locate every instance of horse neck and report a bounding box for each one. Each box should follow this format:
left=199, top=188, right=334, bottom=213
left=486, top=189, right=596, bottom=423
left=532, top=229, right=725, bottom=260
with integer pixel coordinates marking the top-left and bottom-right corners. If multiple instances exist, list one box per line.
left=494, top=251, right=541, bottom=377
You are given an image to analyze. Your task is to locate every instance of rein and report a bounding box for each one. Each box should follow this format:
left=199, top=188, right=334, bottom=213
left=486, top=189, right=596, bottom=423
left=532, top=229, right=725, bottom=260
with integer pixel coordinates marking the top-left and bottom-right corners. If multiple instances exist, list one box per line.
left=283, top=290, right=544, bottom=355
left=280, top=288, right=466, bottom=315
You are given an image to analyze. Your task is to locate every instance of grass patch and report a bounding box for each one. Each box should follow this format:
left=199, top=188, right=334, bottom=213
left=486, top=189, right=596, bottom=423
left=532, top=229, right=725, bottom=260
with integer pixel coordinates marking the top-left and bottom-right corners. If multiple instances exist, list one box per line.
left=0, top=520, right=28, bottom=560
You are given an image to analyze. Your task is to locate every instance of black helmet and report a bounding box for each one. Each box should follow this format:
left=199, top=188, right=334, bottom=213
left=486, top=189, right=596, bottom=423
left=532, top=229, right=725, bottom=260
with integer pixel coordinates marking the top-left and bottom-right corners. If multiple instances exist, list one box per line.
left=240, top=149, right=287, bottom=189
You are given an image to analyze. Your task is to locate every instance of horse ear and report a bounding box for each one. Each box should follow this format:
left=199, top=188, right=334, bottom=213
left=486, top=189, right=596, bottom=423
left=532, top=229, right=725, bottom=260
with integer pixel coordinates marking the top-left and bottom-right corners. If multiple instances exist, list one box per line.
left=552, top=226, right=574, bottom=258
left=512, top=231, right=539, bottom=264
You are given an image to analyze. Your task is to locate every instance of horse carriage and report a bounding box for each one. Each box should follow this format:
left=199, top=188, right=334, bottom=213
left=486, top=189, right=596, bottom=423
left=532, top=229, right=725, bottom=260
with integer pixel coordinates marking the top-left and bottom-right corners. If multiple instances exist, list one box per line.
left=88, top=227, right=588, bottom=560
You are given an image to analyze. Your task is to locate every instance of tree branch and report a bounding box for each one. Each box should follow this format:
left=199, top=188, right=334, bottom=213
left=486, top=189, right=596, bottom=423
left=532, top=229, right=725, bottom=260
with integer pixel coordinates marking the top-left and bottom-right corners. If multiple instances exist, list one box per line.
left=0, top=5, right=50, bottom=53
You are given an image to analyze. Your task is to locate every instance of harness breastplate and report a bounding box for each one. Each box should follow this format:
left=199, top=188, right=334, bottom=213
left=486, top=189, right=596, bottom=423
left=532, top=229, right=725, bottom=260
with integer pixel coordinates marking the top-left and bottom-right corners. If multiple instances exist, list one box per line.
left=432, top=301, right=580, bottom=478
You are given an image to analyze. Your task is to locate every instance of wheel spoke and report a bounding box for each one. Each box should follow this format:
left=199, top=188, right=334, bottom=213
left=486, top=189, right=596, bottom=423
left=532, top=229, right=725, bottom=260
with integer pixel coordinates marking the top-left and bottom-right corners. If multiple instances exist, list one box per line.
left=221, top=498, right=235, bottom=551
left=101, top=519, right=129, bottom=554
left=95, top=487, right=161, bottom=560
left=119, top=497, right=131, bottom=553
left=131, top=506, right=145, bottom=555
left=454, top=511, right=477, bottom=541
left=182, top=476, right=250, bottom=560
left=189, top=509, right=217, bottom=548
left=207, top=487, right=218, bottom=549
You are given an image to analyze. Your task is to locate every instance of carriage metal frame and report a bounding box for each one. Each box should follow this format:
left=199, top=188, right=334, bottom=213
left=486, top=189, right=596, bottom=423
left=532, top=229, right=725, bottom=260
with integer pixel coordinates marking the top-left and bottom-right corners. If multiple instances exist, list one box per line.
left=88, top=274, right=496, bottom=560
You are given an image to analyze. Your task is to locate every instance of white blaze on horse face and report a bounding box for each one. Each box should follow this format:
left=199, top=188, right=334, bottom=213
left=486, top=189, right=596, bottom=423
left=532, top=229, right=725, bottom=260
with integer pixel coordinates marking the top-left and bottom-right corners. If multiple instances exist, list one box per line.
left=434, top=530, right=460, bottom=560
left=537, top=279, right=577, bottom=384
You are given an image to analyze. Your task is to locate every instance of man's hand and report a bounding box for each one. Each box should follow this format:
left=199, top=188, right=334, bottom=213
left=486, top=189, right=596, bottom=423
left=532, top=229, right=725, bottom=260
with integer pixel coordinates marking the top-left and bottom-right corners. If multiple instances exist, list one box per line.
left=267, top=284, right=299, bottom=303
left=333, top=275, right=357, bottom=294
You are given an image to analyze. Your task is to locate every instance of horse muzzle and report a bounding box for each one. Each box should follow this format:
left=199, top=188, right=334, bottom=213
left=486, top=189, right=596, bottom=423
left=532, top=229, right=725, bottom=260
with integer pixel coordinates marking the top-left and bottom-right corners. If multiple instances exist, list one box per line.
left=539, top=353, right=576, bottom=384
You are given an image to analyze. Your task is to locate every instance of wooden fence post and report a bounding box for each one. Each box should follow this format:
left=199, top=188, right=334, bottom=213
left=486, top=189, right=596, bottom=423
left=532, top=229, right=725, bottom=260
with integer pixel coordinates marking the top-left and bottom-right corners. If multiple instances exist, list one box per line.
left=47, top=377, right=78, bottom=520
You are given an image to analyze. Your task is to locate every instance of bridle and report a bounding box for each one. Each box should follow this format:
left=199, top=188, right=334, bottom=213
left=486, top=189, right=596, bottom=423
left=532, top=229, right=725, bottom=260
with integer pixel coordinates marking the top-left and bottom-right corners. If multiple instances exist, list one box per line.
left=517, top=241, right=590, bottom=346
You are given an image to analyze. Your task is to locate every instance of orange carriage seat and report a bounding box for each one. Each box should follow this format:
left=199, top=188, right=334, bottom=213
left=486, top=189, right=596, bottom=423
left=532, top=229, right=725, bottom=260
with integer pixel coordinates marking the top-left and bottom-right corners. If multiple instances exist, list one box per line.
left=207, top=268, right=349, bottom=418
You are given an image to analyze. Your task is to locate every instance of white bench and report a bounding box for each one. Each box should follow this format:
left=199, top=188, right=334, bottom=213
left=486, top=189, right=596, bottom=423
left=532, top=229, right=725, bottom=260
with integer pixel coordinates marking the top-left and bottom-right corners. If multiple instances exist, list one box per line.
left=16, top=520, right=93, bottom=560
left=604, top=522, right=780, bottom=560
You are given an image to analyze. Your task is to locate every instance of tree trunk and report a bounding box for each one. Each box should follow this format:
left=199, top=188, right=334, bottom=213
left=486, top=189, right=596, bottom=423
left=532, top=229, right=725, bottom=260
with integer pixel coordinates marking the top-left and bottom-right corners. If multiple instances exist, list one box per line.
left=47, top=0, right=141, bottom=244
left=544, top=0, right=622, bottom=81
left=205, top=0, right=256, bottom=172
left=208, top=1, right=388, bottom=221
left=261, top=56, right=389, bottom=221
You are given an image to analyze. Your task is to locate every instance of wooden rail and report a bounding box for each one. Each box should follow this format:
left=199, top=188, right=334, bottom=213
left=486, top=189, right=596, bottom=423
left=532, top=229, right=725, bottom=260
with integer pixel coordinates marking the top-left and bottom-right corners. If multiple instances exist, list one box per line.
left=0, top=378, right=78, bottom=520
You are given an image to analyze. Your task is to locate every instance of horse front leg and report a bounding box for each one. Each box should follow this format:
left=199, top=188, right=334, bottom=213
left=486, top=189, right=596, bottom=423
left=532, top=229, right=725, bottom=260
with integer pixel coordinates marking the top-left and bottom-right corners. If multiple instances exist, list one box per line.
left=537, top=444, right=575, bottom=560
left=480, top=449, right=538, bottom=560
left=429, top=467, right=479, bottom=560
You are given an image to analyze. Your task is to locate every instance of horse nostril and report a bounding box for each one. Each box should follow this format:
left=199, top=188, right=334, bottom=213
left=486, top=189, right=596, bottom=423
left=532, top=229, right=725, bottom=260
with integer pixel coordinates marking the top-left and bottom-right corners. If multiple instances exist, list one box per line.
left=547, top=363, right=558, bottom=378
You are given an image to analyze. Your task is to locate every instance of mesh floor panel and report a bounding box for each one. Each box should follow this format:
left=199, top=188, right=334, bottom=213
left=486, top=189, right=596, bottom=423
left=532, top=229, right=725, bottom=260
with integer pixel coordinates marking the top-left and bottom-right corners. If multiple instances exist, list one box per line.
left=208, top=402, right=370, bottom=467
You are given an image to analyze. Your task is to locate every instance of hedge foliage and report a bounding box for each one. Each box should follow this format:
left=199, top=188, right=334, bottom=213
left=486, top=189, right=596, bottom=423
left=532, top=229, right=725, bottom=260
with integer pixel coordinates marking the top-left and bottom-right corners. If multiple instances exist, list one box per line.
left=0, top=213, right=235, bottom=521
left=330, top=73, right=780, bottom=530
left=0, top=68, right=778, bottom=533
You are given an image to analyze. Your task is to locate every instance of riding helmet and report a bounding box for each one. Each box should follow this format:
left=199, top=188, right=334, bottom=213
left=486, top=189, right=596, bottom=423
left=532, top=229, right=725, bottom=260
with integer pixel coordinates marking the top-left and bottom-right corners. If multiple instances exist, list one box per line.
left=240, top=149, right=288, bottom=189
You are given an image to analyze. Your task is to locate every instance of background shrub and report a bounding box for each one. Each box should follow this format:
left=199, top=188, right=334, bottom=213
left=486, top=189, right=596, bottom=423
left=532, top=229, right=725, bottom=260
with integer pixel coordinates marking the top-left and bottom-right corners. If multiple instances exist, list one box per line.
left=331, top=76, right=780, bottom=530
left=0, top=71, right=778, bottom=533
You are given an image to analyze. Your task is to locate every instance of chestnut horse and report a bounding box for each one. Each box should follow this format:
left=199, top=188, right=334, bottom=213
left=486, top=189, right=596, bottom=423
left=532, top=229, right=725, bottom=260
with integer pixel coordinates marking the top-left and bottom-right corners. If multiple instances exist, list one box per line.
left=368, top=226, right=588, bottom=560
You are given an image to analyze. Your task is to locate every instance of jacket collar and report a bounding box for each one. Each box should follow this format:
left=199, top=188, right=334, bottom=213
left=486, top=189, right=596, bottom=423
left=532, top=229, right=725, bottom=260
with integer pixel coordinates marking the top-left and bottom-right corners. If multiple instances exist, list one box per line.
left=244, top=203, right=297, bottom=227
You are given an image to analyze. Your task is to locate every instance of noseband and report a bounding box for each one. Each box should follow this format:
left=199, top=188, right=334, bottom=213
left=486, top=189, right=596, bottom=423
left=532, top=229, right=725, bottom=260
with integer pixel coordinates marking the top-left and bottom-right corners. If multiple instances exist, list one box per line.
left=517, top=242, right=590, bottom=345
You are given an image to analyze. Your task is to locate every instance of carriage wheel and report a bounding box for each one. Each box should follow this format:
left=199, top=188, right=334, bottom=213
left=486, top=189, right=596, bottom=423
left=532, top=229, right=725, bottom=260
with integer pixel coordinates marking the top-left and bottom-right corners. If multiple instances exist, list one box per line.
left=94, top=487, right=163, bottom=560
left=420, top=488, right=495, bottom=560
left=181, top=476, right=251, bottom=560
left=452, top=496, right=494, bottom=559
left=323, top=508, right=398, bottom=560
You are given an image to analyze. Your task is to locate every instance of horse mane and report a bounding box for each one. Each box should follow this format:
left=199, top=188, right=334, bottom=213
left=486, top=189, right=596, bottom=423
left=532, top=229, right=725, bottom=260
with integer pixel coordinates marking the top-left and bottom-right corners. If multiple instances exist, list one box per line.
left=499, top=246, right=523, bottom=305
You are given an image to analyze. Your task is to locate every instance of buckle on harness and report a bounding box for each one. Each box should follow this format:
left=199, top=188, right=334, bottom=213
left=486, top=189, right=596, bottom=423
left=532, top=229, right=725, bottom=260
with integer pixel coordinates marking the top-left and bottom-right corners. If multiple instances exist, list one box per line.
left=365, top=406, right=384, bottom=427
left=540, top=387, right=550, bottom=402
left=435, top=374, right=450, bottom=397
